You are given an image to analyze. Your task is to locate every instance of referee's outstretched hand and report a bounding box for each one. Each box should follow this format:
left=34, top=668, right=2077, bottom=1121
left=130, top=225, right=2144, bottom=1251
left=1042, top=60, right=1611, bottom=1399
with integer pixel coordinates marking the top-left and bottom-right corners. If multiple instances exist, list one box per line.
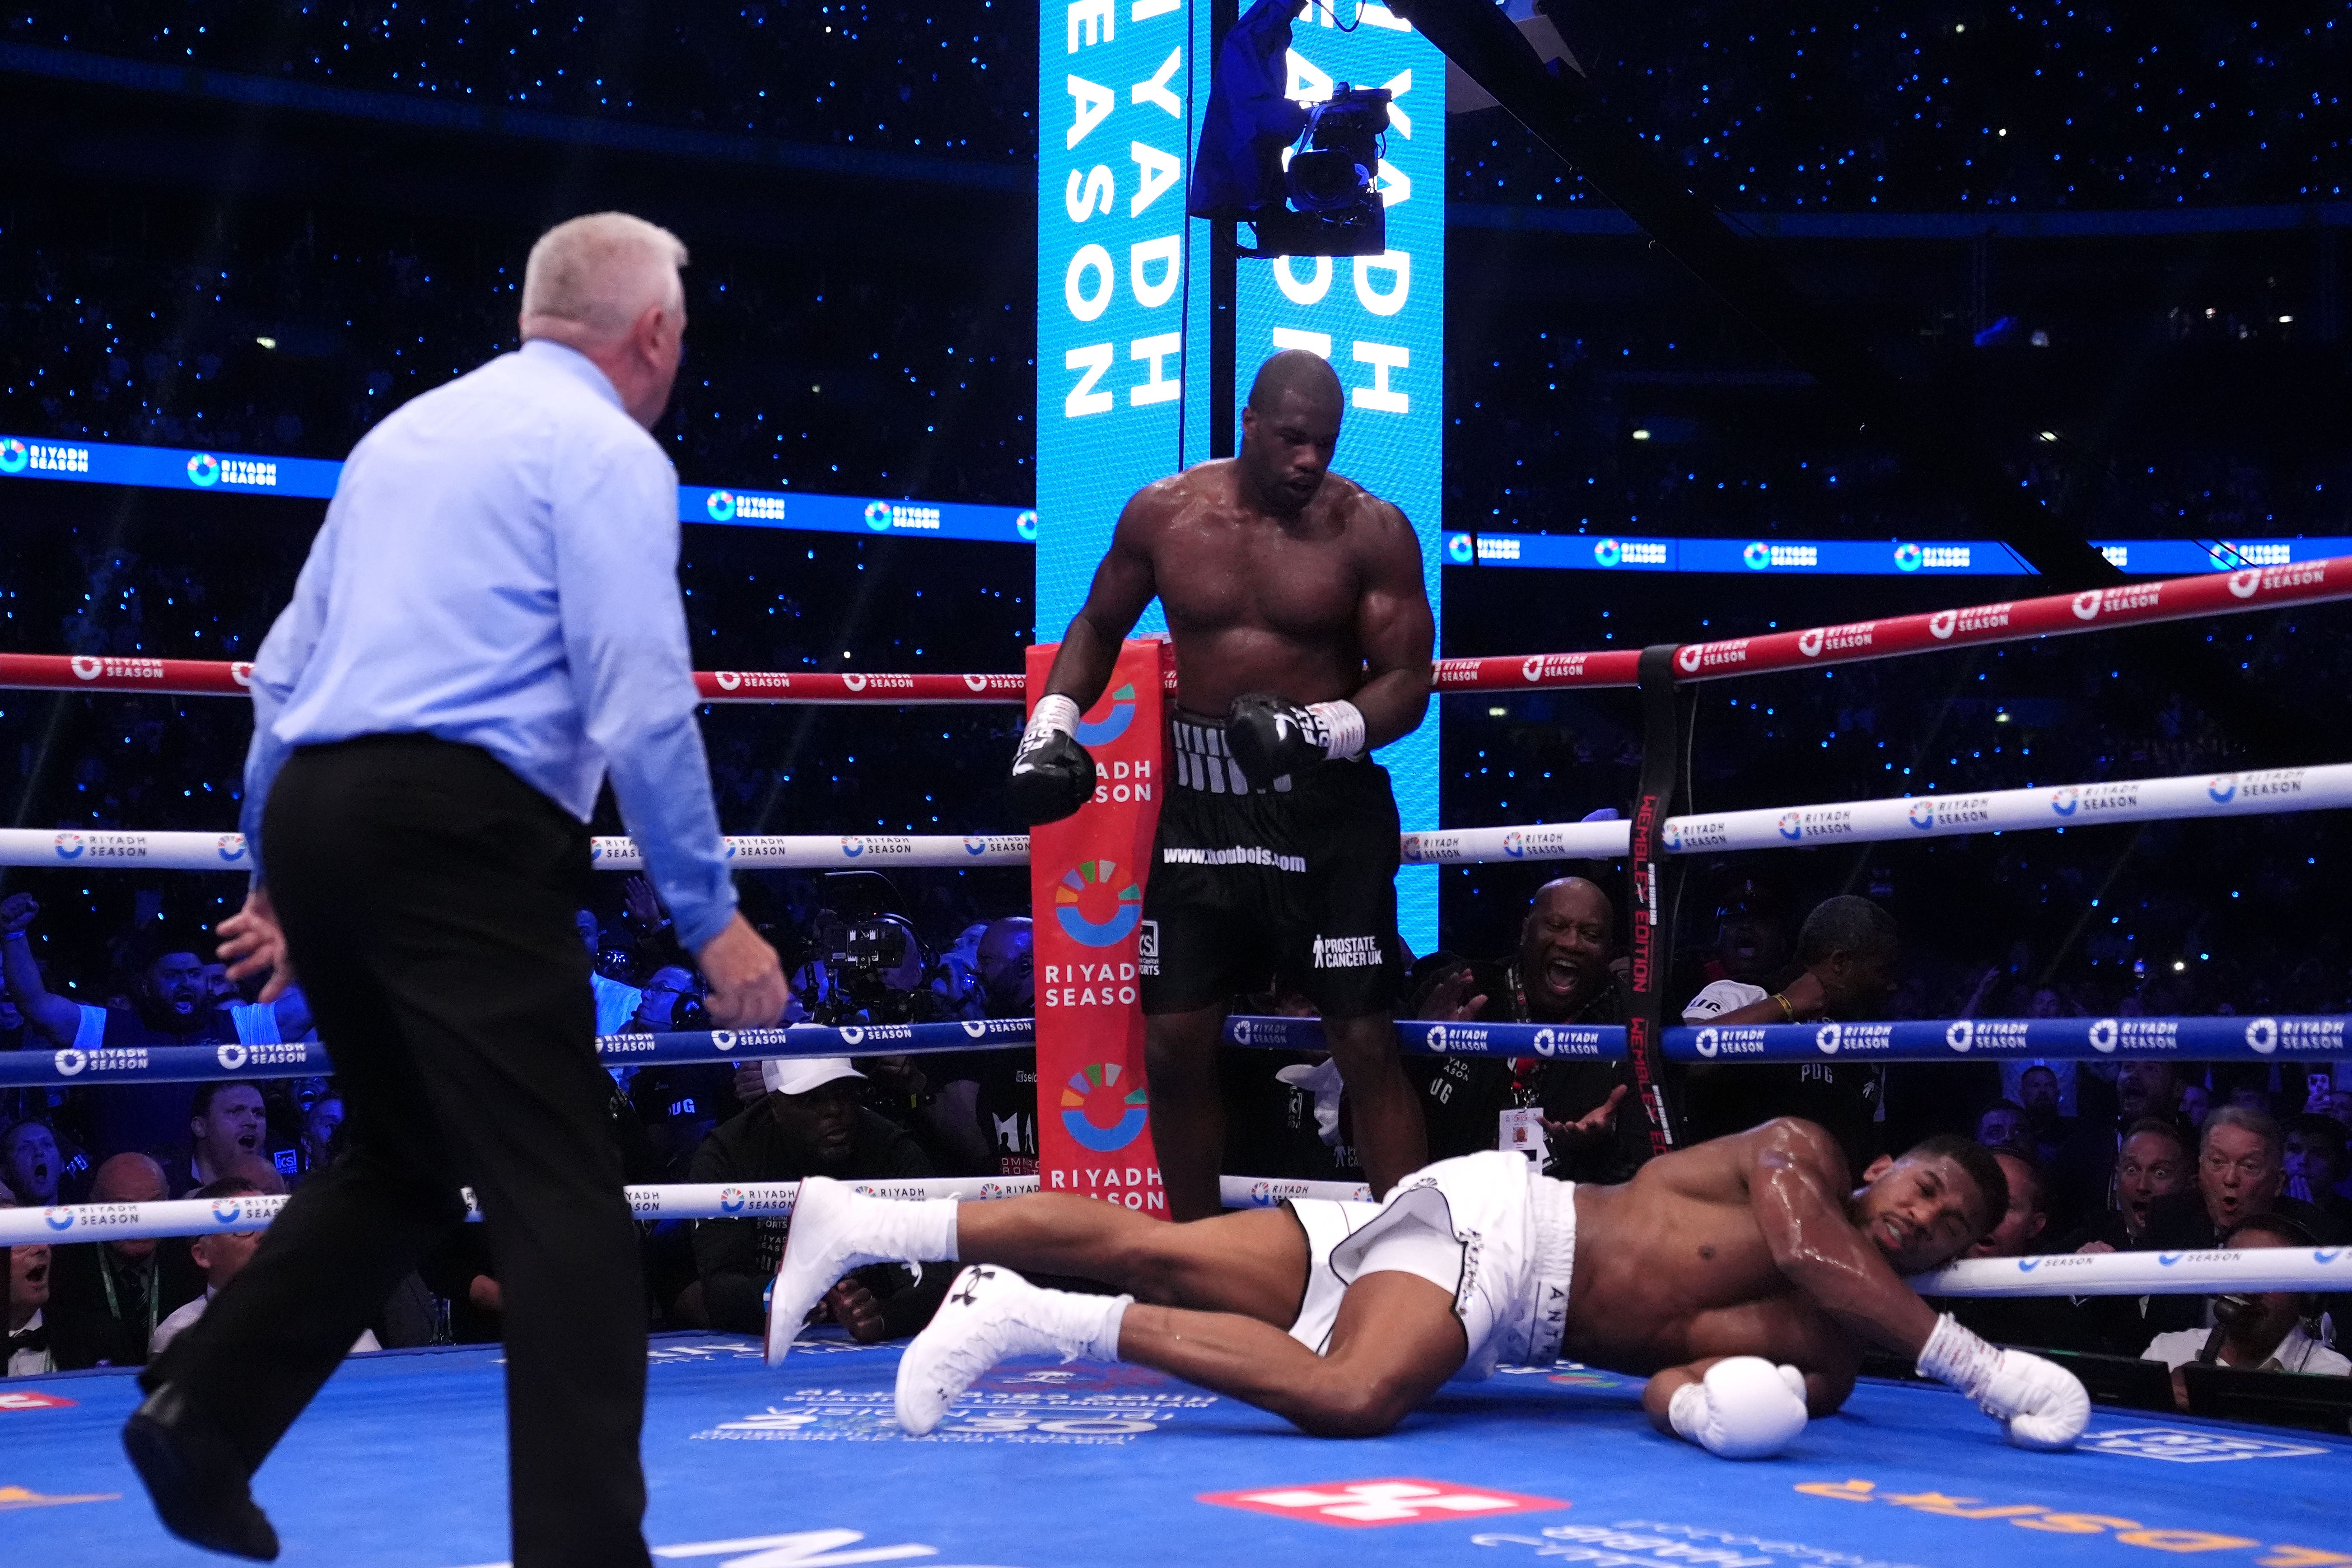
left=698, top=913, right=790, bottom=1028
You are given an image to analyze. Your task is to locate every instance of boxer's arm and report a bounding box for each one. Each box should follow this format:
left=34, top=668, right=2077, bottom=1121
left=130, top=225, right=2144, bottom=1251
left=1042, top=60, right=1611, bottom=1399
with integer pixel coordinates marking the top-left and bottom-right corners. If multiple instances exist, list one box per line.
left=1043, top=488, right=1162, bottom=709
left=1350, top=500, right=1434, bottom=749
left=1745, top=1120, right=1939, bottom=1356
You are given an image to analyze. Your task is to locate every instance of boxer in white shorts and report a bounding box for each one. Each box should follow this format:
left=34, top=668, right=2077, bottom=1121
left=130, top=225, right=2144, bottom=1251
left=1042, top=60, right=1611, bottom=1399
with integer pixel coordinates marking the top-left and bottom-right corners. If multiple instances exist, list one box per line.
left=762, top=1121, right=2090, bottom=1460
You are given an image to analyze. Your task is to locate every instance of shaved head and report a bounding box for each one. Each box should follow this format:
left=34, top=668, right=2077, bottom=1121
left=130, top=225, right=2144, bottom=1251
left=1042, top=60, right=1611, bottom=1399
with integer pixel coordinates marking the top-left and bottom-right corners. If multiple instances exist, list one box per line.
left=93, top=1152, right=167, bottom=1204
left=1246, top=349, right=1343, bottom=420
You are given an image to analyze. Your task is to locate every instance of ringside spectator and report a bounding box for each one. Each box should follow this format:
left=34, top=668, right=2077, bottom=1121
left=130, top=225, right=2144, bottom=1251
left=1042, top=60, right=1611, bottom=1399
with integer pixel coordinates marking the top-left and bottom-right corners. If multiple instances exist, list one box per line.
left=2142, top=1214, right=2348, bottom=1387
left=1933, top=1148, right=2079, bottom=1351
left=45, top=1153, right=202, bottom=1369
left=1407, top=877, right=1634, bottom=1180
left=685, top=1058, right=945, bottom=1341
left=1682, top=894, right=1897, bottom=1177
left=150, top=1178, right=380, bottom=1358
left=6, top=1209, right=54, bottom=1377
left=3, top=1119, right=66, bottom=1208
left=172, top=1083, right=272, bottom=1199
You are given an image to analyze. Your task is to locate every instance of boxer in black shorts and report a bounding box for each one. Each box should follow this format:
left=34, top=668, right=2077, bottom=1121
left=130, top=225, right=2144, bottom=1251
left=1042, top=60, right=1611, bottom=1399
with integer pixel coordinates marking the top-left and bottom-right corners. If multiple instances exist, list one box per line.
left=1008, top=350, right=1434, bottom=1218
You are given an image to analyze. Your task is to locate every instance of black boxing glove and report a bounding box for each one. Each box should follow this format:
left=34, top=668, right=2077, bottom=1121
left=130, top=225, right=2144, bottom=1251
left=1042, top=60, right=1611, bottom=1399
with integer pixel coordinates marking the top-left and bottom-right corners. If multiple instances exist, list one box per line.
left=1007, top=694, right=1098, bottom=825
left=1225, top=694, right=1367, bottom=787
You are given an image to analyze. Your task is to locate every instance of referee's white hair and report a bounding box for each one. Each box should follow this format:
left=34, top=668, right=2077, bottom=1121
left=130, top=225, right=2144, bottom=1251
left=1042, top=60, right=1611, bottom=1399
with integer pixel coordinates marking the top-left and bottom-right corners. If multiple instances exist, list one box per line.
left=519, top=212, right=687, bottom=341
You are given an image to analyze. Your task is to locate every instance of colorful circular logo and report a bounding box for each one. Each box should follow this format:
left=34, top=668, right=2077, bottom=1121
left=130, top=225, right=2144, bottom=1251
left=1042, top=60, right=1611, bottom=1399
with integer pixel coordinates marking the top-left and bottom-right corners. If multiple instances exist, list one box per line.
left=1060, top=1061, right=1148, bottom=1152
left=0, top=438, right=26, bottom=474
left=1907, top=800, right=1935, bottom=830
left=863, top=501, right=894, bottom=532
left=211, top=1199, right=244, bottom=1225
left=963, top=835, right=989, bottom=856
left=52, top=831, right=84, bottom=860
left=719, top=1186, right=747, bottom=1213
left=2207, top=775, right=2237, bottom=804
left=841, top=837, right=866, bottom=858
left=216, top=1043, right=249, bottom=1072
left=1742, top=541, right=1771, bottom=570
left=1776, top=811, right=1803, bottom=841
left=1592, top=538, right=1622, bottom=567
left=705, top=490, right=737, bottom=522
left=1893, top=542, right=1923, bottom=572
left=217, top=835, right=247, bottom=862
left=1054, top=860, right=1141, bottom=947
left=2049, top=787, right=2079, bottom=818
left=1014, top=510, right=1039, bottom=542
left=1075, top=681, right=1136, bottom=747
left=186, top=453, right=220, bottom=487
left=1447, top=533, right=1474, bottom=564
left=1502, top=831, right=1526, bottom=859
left=44, top=1208, right=74, bottom=1232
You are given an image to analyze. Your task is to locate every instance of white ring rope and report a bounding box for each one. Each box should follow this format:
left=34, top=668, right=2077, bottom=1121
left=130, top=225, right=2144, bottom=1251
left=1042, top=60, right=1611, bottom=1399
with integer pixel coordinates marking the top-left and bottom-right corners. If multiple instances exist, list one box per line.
left=8, top=1187, right=2337, bottom=1299
left=0, top=1174, right=1373, bottom=1246
left=9, top=760, right=2344, bottom=878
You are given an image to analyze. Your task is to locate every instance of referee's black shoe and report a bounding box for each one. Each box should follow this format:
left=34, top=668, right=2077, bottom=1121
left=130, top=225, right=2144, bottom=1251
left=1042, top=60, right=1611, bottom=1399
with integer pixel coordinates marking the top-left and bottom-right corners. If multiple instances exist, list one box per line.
left=123, top=1382, right=281, bottom=1560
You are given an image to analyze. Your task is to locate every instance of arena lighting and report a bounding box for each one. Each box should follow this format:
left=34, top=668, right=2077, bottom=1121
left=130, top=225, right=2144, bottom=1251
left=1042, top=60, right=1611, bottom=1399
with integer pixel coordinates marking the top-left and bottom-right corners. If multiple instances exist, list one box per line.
left=1631, top=427, right=1652, bottom=440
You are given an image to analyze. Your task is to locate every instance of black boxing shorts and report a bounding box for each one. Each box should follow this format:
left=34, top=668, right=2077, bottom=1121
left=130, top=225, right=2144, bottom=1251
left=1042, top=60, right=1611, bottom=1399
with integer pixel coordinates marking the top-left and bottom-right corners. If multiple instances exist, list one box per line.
left=1137, top=710, right=1403, bottom=1020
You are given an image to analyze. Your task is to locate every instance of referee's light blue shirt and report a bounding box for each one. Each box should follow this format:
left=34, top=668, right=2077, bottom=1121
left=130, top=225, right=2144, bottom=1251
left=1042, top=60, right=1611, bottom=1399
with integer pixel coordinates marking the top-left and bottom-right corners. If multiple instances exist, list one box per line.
left=240, top=339, right=737, bottom=950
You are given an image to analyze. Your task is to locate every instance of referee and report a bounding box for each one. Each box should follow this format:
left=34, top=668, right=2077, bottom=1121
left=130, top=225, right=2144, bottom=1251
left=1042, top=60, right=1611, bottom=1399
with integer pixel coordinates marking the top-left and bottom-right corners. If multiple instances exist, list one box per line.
left=124, top=213, right=788, bottom=1566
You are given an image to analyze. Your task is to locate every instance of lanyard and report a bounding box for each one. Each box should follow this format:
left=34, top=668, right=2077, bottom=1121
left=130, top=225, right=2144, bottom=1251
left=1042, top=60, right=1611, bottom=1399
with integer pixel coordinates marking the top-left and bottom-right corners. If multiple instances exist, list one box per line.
left=98, top=1249, right=160, bottom=1344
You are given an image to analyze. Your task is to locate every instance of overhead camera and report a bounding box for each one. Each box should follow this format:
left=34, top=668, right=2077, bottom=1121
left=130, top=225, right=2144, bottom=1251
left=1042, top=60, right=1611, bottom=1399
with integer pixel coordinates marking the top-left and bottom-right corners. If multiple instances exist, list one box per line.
left=1267, top=85, right=1393, bottom=256
left=1187, top=0, right=1393, bottom=257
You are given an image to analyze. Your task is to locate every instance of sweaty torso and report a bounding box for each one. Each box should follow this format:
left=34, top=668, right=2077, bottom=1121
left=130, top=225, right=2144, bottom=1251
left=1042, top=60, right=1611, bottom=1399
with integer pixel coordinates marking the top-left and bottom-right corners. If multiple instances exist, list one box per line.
left=1130, top=461, right=1392, bottom=714
left=1563, top=1140, right=1862, bottom=1385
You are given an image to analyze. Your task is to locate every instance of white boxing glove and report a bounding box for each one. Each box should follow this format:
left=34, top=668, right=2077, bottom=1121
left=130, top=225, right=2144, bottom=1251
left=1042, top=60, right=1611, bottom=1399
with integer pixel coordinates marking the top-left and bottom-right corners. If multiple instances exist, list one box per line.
left=1917, top=1313, right=2091, bottom=1451
left=1666, top=1357, right=1810, bottom=1459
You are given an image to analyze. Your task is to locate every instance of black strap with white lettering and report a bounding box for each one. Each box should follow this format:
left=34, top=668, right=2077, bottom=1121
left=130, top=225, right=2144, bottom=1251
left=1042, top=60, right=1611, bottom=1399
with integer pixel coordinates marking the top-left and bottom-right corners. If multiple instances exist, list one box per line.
left=1626, top=644, right=1685, bottom=1155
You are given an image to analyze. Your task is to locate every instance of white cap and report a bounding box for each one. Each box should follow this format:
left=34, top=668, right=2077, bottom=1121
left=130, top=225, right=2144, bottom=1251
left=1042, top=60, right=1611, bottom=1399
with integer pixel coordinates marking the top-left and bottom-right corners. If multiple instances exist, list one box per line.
left=761, top=1056, right=867, bottom=1097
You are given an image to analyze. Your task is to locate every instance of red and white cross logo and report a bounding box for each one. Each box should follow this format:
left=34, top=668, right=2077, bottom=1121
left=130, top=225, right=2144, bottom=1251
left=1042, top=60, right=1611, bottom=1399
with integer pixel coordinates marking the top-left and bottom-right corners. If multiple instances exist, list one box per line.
left=1198, top=1477, right=1567, bottom=1529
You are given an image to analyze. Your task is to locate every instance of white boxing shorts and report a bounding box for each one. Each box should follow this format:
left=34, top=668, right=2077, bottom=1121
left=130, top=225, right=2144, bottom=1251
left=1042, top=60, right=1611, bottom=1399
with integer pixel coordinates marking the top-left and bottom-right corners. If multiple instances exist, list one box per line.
left=1284, top=1150, right=1577, bottom=1378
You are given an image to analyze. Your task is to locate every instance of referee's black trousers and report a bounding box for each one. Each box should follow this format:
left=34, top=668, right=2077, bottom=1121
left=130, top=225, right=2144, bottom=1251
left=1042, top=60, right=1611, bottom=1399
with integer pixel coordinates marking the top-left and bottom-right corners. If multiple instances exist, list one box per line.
left=150, top=735, right=652, bottom=1568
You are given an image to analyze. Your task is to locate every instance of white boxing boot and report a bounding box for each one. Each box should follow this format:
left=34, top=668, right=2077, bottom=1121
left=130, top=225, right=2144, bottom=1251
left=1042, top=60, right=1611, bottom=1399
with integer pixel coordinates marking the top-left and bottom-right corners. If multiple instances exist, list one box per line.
left=763, top=1176, right=957, bottom=1364
left=893, top=1265, right=1130, bottom=1436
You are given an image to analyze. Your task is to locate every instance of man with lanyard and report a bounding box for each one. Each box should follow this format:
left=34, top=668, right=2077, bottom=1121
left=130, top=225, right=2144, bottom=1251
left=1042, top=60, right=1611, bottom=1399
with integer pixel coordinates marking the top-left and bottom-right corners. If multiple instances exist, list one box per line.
left=1409, top=877, right=1635, bottom=1180
left=46, top=1153, right=201, bottom=1368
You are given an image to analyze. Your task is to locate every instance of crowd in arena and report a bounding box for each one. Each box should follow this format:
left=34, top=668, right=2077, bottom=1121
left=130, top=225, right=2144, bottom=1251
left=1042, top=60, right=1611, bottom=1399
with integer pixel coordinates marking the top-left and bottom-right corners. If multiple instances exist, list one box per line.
left=7, top=858, right=2349, bottom=1391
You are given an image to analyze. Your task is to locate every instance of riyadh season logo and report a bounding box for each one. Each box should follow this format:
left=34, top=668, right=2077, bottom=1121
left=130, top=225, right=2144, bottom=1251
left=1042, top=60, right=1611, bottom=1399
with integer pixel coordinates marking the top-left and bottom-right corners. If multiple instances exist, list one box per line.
left=1908, top=800, right=1936, bottom=830
left=1075, top=682, right=1136, bottom=747
left=705, top=490, right=737, bottom=522
left=52, top=831, right=84, bottom=860
left=961, top=1020, right=988, bottom=1039
left=217, top=835, right=247, bottom=863
left=0, top=437, right=27, bottom=473
left=714, top=671, right=744, bottom=691
left=1521, top=655, right=1546, bottom=683
left=719, top=1186, right=747, bottom=1214
left=186, top=453, right=220, bottom=487
left=863, top=501, right=894, bottom=532
left=1014, top=510, right=1038, bottom=542
left=44, top=1208, right=74, bottom=1232
left=2228, top=568, right=2263, bottom=599
left=1661, top=821, right=1684, bottom=851
left=1797, top=628, right=1825, bottom=658
left=964, top=835, right=989, bottom=856
left=1776, top=811, right=1804, bottom=841
left=2049, top=787, right=2081, bottom=817
left=1675, top=645, right=1704, bottom=674
left=230, top=661, right=254, bottom=686
left=1060, top=1061, right=1148, bottom=1153
left=1694, top=1027, right=1720, bottom=1059
left=52, top=1049, right=87, bottom=1077
left=1446, top=533, right=1474, bottom=564
left=1815, top=1023, right=1842, bottom=1055
left=1945, top=1021, right=1974, bottom=1053
left=964, top=673, right=991, bottom=693
left=2207, top=775, right=2238, bottom=804
left=709, top=1031, right=737, bottom=1053
left=1593, top=538, right=1623, bottom=567
left=842, top=673, right=868, bottom=693
left=1742, top=541, right=1772, bottom=570
left=2089, top=1018, right=2120, bottom=1054
left=2245, top=1017, right=2277, bottom=1055
left=1502, top=831, right=1526, bottom=859
left=211, top=1199, right=244, bottom=1225
left=840, top=837, right=865, bottom=858
left=1929, top=609, right=1959, bottom=639
left=70, top=655, right=104, bottom=681
left=2071, top=590, right=2103, bottom=622
left=216, top=1043, right=249, bottom=1072
left=1054, top=860, right=1142, bottom=947
left=1893, top=542, right=1924, bottom=572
